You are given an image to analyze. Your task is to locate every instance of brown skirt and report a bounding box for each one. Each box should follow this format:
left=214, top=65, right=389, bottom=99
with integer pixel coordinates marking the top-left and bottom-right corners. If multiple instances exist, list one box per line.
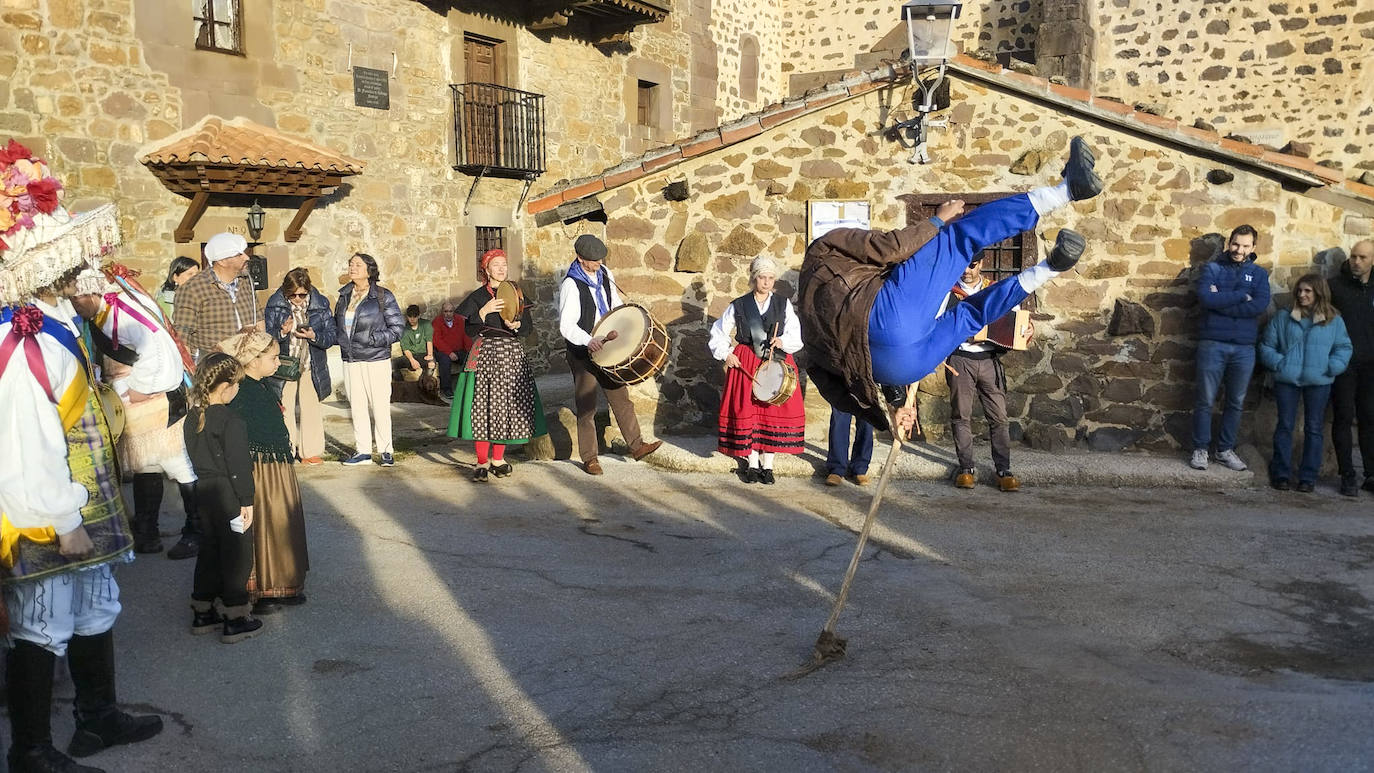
left=246, top=458, right=309, bottom=599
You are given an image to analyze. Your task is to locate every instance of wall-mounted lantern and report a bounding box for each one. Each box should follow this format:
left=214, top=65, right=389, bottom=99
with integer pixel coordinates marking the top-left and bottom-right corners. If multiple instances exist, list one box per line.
left=245, top=200, right=266, bottom=242
left=899, top=0, right=963, bottom=164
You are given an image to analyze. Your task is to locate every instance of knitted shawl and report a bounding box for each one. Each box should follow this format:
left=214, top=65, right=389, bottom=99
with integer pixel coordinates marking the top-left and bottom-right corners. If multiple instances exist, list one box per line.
left=229, top=376, right=294, bottom=463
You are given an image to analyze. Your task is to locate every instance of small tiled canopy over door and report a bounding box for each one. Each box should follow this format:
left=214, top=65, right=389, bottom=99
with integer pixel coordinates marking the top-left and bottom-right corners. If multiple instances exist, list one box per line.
left=905, top=192, right=1038, bottom=309
left=464, top=35, right=502, bottom=167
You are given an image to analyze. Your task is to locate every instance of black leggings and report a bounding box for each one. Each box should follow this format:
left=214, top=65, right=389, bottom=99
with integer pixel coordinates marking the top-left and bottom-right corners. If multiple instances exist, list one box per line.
left=190, top=478, right=254, bottom=610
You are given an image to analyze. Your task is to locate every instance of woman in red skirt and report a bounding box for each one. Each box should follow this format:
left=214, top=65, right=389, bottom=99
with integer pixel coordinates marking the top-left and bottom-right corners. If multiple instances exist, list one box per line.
left=710, top=255, right=805, bottom=483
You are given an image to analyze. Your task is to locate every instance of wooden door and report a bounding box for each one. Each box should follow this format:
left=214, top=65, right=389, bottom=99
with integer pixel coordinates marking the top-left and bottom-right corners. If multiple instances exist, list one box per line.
left=464, top=36, right=501, bottom=166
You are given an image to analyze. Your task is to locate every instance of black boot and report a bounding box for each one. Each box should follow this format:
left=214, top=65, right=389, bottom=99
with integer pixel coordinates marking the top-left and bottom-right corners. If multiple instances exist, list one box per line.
left=65, top=632, right=164, bottom=758
left=1062, top=136, right=1103, bottom=200
left=6, top=641, right=104, bottom=773
left=166, top=482, right=199, bottom=560
left=1047, top=229, right=1087, bottom=272
left=129, top=474, right=164, bottom=554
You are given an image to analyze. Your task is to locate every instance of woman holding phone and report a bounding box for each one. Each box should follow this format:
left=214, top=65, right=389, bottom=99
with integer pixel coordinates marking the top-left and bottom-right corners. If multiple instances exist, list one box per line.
left=264, top=267, right=338, bottom=464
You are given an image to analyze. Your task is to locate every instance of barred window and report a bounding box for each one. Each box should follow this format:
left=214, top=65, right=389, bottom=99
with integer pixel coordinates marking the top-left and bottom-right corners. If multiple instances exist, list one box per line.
left=194, top=0, right=243, bottom=55
left=906, top=192, right=1038, bottom=310
left=476, top=226, right=505, bottom=281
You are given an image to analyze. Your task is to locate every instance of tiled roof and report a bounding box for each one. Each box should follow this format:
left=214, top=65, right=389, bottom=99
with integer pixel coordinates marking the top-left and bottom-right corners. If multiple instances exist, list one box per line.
left=140, top=116, right=364, bottom=174
left=527, top=54, right=1373, bottom=215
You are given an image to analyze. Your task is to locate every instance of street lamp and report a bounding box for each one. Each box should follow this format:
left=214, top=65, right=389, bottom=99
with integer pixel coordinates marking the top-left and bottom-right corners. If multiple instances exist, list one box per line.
left=245, top=200, right=266, bottom=241
left=899, top=0, right=963, bottom=164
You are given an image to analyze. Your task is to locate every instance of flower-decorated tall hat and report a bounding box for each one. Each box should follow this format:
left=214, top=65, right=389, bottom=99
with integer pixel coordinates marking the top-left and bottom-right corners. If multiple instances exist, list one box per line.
left=0, top=139, right=120, bottom=304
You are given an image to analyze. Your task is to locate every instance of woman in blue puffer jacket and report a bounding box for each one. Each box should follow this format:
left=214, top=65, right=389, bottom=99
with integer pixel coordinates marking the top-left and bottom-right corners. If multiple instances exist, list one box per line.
left=1258, top=273, right=1352, bottom=492
left=336, top=253, right=405, bottom=467
left=264, top=267, right=338, bottom=464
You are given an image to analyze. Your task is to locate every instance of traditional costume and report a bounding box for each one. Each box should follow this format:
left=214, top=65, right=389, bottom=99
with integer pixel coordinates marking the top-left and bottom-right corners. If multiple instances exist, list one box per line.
left=447, top=250, right=547, bottom=481
left=221, top=331, right=309, bottom=606
left=556, top=234, right=662, bottom=475
left=0, top=138, right=162, bottom=770
left=797, top=137, right=1102, bottom=429
left=77, top=266, right=202, bottom=556
left=710, top=256, right=805, bottom=483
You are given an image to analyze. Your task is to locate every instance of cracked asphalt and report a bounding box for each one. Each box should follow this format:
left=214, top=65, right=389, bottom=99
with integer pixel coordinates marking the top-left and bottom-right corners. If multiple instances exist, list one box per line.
left=29, top=447, right=1374, bottom=772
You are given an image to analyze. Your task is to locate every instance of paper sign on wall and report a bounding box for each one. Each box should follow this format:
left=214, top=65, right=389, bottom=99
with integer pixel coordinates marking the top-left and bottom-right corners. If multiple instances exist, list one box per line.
left=807, top=200, right=871, bottom=244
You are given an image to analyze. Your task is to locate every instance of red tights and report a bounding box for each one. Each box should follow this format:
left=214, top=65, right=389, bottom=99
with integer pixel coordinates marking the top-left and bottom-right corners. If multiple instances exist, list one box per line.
left=474, top=441, right=506, bottom=465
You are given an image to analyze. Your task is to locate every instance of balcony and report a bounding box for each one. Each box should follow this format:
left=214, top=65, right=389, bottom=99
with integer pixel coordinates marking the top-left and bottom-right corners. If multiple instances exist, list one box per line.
left=451, top=83, right=547, bottom=180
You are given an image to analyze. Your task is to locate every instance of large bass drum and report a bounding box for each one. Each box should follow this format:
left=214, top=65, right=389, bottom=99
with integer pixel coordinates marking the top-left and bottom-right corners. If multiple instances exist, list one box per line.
left=589, top=304, right=671, bottom=386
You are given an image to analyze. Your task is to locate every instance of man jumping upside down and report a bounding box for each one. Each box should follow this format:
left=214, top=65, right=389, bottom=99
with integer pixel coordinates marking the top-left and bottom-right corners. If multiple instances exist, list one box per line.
left=798, top=136, right=1105, bottom=431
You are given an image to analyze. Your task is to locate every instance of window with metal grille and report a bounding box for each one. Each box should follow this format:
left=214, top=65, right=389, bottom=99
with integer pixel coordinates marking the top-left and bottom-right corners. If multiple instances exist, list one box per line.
left=637, top=80, right=657, bottom=128
left=476, top=227, right=504, bottom=281
left=905, top=192, right=1038, bottom=310
left=194, top=0, right=243, bottom=55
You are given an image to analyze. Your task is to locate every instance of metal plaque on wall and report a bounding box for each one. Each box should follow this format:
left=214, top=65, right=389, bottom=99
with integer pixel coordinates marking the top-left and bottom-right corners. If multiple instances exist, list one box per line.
left=353, top=66, right=390, bottom=110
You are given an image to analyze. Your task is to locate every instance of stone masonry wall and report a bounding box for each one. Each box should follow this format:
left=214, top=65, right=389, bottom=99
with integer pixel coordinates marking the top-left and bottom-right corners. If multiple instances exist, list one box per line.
left=780, top=0, right=1040, bottom=92
left=1093, top=0, right=1374, bottom=174
left=520, top=75, right=1372, bottom=452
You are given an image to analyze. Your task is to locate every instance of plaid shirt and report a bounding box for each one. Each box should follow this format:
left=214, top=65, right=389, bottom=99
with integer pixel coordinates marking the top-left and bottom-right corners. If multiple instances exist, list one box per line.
left=173, top=267, right=260, bottom=359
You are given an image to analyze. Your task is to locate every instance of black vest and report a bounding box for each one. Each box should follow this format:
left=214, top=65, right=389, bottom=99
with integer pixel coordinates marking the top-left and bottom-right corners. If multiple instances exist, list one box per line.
left=732, top=293, right=786, bottom=361
left=566, top=274, right=612, bottom=357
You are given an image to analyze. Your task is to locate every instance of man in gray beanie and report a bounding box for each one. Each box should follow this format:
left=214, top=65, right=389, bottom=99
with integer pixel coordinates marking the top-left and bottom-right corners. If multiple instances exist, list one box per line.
left=557, top=234, right=662, bottom=474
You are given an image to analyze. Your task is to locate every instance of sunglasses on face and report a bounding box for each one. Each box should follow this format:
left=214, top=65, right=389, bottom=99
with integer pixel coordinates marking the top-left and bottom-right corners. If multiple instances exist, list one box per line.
left=290, top=292, right=309, bottom=298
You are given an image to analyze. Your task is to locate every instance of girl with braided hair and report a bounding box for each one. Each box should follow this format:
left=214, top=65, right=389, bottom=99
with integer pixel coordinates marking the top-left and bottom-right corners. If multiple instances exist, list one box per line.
left=183, top=352, right=264, bottom=643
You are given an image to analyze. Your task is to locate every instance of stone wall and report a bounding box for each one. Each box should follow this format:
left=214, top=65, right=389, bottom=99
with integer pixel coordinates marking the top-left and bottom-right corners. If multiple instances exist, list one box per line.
left=1092, top=0, right=1374, bottom=174
left=519, top=75, right=1373, bottom=452
left=780, top=0, right=1041, bottom=93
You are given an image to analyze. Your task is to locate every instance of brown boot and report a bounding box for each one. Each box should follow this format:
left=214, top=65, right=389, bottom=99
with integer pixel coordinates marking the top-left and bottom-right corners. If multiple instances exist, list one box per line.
left=583, top=459, right=604, bottom=475
left=954, top=469, right=976, bottom=489
left=997, top=471, right=1021, bottom=492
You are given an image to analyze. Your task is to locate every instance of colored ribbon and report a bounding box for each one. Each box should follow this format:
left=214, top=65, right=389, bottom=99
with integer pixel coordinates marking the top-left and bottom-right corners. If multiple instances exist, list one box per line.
left=0, top=307, right=57, bottom=404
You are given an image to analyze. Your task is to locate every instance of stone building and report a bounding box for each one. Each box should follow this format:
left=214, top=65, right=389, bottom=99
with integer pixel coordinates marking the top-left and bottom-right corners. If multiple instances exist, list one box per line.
left=1, top=0, right=1370, bottom=454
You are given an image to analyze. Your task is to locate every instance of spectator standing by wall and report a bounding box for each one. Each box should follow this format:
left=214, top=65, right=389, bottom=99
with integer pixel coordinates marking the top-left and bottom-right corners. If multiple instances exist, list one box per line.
left=1258, top=274, right=1351, bottom=492
left=1328, top=240, right=1374, bottom=497
left=335, top=252, right=404, bottom=468
left=264, top=268, right=336, bottom=465
left=1189, top=225, right=1271, bottom=472
left=174, top=232, right=261, bottom=361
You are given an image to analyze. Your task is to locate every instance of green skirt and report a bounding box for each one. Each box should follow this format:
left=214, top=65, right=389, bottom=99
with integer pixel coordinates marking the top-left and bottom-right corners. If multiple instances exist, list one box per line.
left=446, top=335, right=547, bottom=444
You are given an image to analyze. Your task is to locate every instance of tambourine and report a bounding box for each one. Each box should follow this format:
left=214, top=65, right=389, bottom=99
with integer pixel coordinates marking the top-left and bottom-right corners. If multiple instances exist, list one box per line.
left=494, top=281, right=528, bottom=324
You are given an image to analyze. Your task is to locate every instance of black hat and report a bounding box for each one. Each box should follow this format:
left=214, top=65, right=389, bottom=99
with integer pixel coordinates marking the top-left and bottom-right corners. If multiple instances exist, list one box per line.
left=574, top=234, right=607, bottom=263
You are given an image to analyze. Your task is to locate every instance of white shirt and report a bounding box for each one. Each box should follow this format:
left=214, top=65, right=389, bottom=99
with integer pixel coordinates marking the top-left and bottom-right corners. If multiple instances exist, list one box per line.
left=936, top=280, right=1000, bottom=354
left=0, top=312, right=91, bottom=535
left=708, top=294, right=803, bottom=361
left=558, top=269, right=623, bottom=347
left=97, top=287, right=185, bottom=396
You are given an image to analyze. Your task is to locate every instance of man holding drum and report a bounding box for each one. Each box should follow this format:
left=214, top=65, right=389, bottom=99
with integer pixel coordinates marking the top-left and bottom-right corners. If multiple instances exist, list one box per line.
left=557, top=234, right=663, bottom=475
left=709, top=256, right=805, bottom=484
left=798, top=136, right=1103, bottom=431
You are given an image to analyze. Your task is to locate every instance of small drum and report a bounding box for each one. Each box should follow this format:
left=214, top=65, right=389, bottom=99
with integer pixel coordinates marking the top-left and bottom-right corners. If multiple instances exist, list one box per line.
left=97, top=382, right=125, bottom=440
left=494, top=281, right=525, bottom=324
left=752, top=359, right=798, bottom=406
left=590, top=304, right=671, bottom=386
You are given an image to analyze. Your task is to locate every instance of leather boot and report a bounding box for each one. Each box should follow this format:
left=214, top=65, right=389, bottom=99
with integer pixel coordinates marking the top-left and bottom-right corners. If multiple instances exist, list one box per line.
left=5, top=642, right=103, bottom=773
left=129, top=474, right=164, bottom=554
left=166, top=482, right=200, bottom=560
left=64, top=632, right=164, bottom=758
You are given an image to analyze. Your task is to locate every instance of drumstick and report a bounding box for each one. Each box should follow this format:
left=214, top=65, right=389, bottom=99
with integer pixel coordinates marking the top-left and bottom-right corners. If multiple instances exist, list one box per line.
left=604, top=330, right=619, bottom=342
left=764, top=322, right=779, bottom=361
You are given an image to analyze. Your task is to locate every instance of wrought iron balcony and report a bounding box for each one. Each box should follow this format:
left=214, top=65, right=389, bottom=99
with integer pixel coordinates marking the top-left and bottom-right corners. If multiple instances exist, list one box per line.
left=451, top=83, right=546, bottom=179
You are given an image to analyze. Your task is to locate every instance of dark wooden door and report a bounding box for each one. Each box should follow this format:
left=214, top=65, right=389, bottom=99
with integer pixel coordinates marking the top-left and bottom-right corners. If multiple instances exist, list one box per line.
left=464, top=37, right=501, bottom=166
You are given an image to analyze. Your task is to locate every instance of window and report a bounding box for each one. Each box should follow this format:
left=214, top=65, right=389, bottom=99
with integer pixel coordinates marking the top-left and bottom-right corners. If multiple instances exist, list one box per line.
left=637, top=80, right=658, bottom=128
left=739, top=36, right=759, bottom=102
left=476, top=226, right=504, bottom=281
left=906, top=192, right=1038, bottom=309
left=194, top=0, right=243, bottom=55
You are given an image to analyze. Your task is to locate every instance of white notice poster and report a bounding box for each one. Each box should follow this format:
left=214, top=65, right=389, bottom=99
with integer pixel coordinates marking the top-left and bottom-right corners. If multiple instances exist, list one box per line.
left=807, top=200, right=871, bottom=244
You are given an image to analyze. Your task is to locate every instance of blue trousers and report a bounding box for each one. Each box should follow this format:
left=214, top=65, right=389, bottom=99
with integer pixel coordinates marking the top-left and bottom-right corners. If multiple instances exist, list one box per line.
left=1192, top=339, right=1256, bottom=452
left=827, top=409, right=874, bottom=476
left=1269, top=382, right=1332, bottom=484
left=869, top=194, right=1039, bottom=386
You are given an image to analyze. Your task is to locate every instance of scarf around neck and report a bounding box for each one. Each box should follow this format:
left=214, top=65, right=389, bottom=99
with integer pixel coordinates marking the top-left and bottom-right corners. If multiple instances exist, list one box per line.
left=566, top=260, right=610, bottom=316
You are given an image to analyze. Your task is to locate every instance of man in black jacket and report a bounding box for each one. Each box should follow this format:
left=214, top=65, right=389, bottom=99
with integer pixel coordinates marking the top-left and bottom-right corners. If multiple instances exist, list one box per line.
left=1329, top=239, right=1374, bottom=497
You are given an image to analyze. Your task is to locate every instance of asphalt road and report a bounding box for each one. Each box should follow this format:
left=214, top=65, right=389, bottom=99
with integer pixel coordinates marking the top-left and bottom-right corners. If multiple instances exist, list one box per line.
left=23, top=454, right=1374, bottom=772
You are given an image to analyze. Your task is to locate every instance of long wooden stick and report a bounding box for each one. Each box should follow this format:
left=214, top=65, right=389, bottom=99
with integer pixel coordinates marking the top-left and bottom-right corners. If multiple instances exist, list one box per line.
left=820, top=383, right=919, bottom=634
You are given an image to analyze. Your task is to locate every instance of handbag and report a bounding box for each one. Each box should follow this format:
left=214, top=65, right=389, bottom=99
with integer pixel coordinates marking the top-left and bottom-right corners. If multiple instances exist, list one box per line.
left=274, top=354, right=303, bottom=381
